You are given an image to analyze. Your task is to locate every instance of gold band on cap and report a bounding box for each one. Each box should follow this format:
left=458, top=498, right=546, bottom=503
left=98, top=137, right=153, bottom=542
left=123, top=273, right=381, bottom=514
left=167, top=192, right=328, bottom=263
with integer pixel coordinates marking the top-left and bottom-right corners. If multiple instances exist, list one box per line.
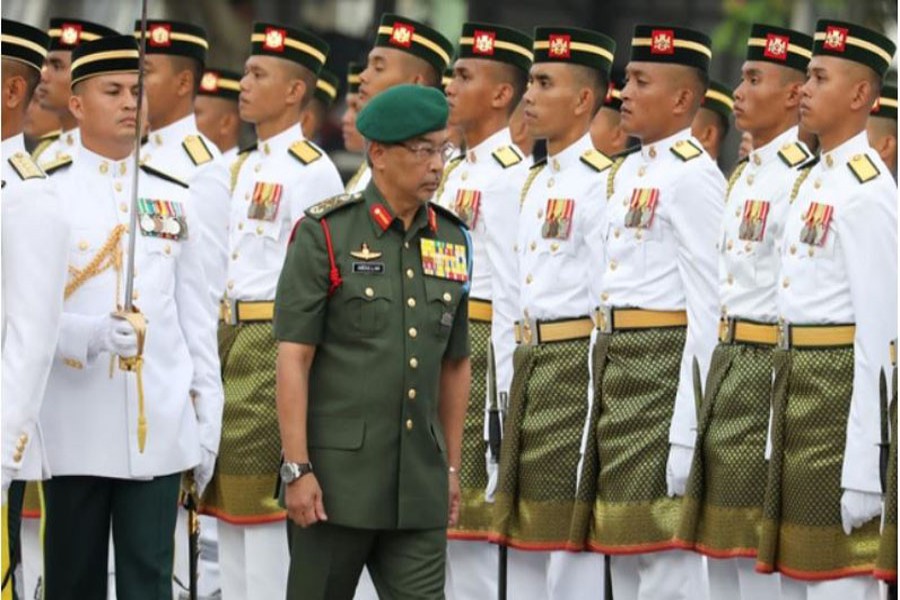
left=377, top=26, right=451, bottom=66
left=747, top=37, right=813, bottom=59
left=347, top=74, right=361, bottom=84
left=632, top=37, right=713, bottom=58
left=316, top=79, right=337, bottom=99
left=216, top=78, right=241, bottom=91
left=70, top=49, right=139, bottom=72
left=48, top=28, right=102, bottom=42
left=251, top=32, right=327, bottom=65
left=706, top=89, right=734, bottom=110
left=534, top=40, right=614, bottom=63
left=0, top=34, right=49, bottom=59
left=814, top=31, right=893, bottom=64
left=134, top=31, right=209, bottom=49
left=458, top=36, right=534, bottom=61
left=879, top=97, right=899, bottom=108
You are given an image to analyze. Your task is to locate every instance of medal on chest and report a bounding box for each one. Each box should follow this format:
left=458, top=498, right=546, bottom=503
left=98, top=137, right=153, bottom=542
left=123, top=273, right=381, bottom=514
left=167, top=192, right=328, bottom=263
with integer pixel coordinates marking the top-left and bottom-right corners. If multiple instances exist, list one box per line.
left=420, top=238, right=468, bottom=282
left=541, top=199, right=574, bottom=239
left=799, top=202, right=834, bottom=247
left=738, top=200, right=770, bottom=242
left=137, top=198, right=189, bottom=241
left=454, top=189, right=481, bottom=228
left=247, top=181, right=283, bottom=221
left=625, top=188, right=659, bottom=229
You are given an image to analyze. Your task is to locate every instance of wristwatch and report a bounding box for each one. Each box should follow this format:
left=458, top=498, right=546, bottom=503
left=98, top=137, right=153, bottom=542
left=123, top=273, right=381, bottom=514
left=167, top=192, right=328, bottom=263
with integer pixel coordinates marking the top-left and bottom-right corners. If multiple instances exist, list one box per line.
left=280, top=461, right=313, bottom=484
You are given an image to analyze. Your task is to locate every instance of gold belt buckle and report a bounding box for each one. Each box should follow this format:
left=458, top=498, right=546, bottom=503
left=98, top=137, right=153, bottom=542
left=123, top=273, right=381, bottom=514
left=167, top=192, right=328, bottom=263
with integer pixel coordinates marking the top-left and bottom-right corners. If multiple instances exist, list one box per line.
left=719, top=317, right=735, bottom=344
left=777, top=320, right=791, bottom=350
left=595, top=306, right=613, bottom=334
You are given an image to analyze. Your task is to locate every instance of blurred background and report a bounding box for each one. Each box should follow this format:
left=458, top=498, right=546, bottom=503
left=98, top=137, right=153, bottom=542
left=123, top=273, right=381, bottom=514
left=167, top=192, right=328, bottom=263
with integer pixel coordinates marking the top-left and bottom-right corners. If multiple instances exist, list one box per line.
left=3, top=0, right=897, bottom=173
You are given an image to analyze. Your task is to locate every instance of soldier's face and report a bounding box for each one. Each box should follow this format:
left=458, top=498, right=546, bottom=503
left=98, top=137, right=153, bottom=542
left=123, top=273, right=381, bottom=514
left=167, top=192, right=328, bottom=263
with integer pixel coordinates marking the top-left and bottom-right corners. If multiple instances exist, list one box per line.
left=37, top=50, right=73, bottom=114
left=590, top=107, right=625, bottom=156
left=446, top=58, right=496, bottom=129
left=359, top=47, right=415, bottom=105
left=71, top=73, right=145, bottom=145
left=195, top=95, right=237, bottom=151
left=239, top=55, right=295, bottom=124
left=522, top=63, right=580, bottom=139
left=381, top=130, right=449, bottom=201
left=621, top=62, right=673, bottom=140
left=341, top=94, right=365, bottom=152
left=733, top=61, right=796, bottom=138
left=142, top=55, right=179, bottom=128
left=800, top=56, right=851, bottom=136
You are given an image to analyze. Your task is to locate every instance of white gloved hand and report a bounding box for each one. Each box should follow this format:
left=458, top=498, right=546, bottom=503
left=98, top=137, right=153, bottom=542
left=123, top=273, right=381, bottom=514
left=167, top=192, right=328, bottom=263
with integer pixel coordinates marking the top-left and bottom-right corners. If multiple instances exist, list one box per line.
left=840, top=488, right=882, bottom=535
left=88, top=315, right=138, bottom=359
left=665, top=443, right=694, bottom=497
left=485, top=454, right=499, bottom=503
left=194, top=448, right=217, bottom=497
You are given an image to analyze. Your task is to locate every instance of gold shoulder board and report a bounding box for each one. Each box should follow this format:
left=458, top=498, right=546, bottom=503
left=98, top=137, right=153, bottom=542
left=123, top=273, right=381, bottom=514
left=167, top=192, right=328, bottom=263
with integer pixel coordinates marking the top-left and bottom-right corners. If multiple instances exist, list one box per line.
left=670, top=140, right=703, bottom=162
left=182, top=135, right=214, bottom=166
left=777, top=142, right=812, bottom=168
left=42, top=154, right=73, bottom=175
left=580, top=149, right=613, bottom=172
left=847, top=154, right=880, bottom=184
left=492, top=145, right=523, bottom=168
left=289, top=140, right=322, bottom=165
left=8, top=153, right=45, bottom=181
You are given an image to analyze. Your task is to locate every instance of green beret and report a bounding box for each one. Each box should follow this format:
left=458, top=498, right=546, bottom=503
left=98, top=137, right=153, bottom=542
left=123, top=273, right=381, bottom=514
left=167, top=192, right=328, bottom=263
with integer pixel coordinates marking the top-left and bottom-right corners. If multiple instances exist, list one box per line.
left=356, top=84, right=448, bottom=143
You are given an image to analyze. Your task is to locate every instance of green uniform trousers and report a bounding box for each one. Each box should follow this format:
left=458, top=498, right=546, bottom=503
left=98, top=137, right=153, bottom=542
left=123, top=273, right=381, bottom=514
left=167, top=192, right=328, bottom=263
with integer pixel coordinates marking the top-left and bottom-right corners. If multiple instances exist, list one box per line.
left=286, top=521, right=446, bottom=600
left=42, top=473, right=180, bottom=600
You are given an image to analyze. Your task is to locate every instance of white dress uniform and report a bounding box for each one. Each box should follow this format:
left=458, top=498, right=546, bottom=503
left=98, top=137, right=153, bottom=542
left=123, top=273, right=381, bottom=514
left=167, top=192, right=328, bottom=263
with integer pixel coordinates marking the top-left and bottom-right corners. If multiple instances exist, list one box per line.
left=775, top=131, right=896, bottom=600
left=33, top=127, right=81, bottom=169
left=435, top=127, right=528, bottom=600
left=506, top=132, right=607, bottom=600
left=38, top=144, right=223, bottom=477
left=597, top=128, right=723, bottom=600
left=218, top=124, right=343, bottom=600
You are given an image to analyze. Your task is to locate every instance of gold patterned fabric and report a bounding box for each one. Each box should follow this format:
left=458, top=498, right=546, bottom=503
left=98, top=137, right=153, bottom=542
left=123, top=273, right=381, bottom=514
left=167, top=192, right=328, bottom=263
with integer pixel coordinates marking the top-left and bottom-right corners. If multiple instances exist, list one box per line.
left=21, top=482, right=40, bottom=518
left=757, top=347, right=881, bottom=580
left=449, top=320, right=492, bottom=539
left=201, top=322, right=285, bottom=523
left=875, top=364, right=897, bottom=582
left=572, top=327, right=686, bottom=553
left=491, top=338, right=590, bottom=550
left=676, top=342, right=773, bottom=557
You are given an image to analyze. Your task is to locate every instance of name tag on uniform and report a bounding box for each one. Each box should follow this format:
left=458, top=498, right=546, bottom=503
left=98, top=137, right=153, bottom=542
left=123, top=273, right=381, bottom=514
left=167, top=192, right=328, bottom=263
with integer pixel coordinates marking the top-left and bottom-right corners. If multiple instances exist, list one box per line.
left=542, top=199, right=574, bottom=239
left=454, top=189, right=481, bottom=229
left=248, top=182, right=283, bottom=221
left=625, top=188, right=658, bottom=229
left=420, top=238, right=468, bottom=282
left=739, top=200, right=770, bottom=242
left=352, top=262, right=385, bottom=274
left=138, top=198, right=189, bottom=241
left=800, top=202, right=834, bottom=247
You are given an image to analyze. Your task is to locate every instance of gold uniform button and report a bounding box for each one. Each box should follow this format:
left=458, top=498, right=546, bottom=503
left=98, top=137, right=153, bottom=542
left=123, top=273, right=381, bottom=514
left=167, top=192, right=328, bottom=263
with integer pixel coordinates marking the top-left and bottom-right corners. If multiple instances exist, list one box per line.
left=614, top=228, right=620, bottom=238
left=404, top=242, right=410, bottom=249
left=513, top=244, right=519, bottom=253
left=99, top=162, right=109, bottom=174
left=442, top=292, right=451, bottom=302
left=790, top=245, right=797, bottom=255
left=408, top=389, right=417, bottom=400
left=744, top=243, right=752, bottom=252
left=525, top=274, right=533, bottom=284
left=409, top=357, right=419, bottom=369
left=256, top=225, right=264, bottom=235
left=808, top=247, right=815, bottom=257
left=365, top=287, right=374, bottom=298
left=238, top=222, right=245, bottom=231
left=638, top=166, right=646, bottom=177
left=550, top=242, right=559, bottom=252
left=461, top=172, right=468, bottom=181
left=782, top=278, right=790, bottom=288
left=727, top=274, right=735, bottom=285
left=825, top=154, right=834, bottom=168
left=601, top=292, right=609, bottom=301
left=735, top=209, right=741, bottom=218
left=407, top=297, right=416, bottom=308
left=752, top=154, right=761, bottom=166
left=254, top=163, right=262, bottom=172
left=648, top=146, right=657, bottom=159
left=406, top=268, right=414, bottom=279
left=546, top=178, right=554, bottom=188
left=530, top=241, right=536, bottom=251
left=245, top=192, right=250, bottom=200
left=132, top=290, right=139, bottom=301
left=164, top=244, right=172, bottom=255
left=746, top=174, right=754, bottom=185
left=635, top=230, right=643, bottom=240
left=814, top=179, right=822, bottom=189
left=120, top=202, right=128, bottom=213
left=406, top=419, right=414, bottom=431
left=408, top=327, right=418, bottom=338
left=13, top=452, right=22, bottom=462
left=609, top=260, right=618, bottom=271
left=114, top=182, right=123, bottom=192
left=537, top=209, right=543, bottom=219
left=232, top=252, right=239, bottom=260
left=227, top=281, right=235, bottom=290
left=726, top=240, right=734, bottom=251
left=78, top=240, right=89, bottom=251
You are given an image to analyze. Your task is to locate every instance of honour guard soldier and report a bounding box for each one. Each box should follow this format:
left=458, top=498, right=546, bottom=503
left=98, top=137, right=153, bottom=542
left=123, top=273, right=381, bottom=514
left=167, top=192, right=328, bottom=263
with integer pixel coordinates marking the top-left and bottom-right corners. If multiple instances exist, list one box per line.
left=675, top=23, right=814, bottom=600
left=692, top=79, right=733, bottom=161
left=867, top=83, right=897, bottom=178
left=0, top=21, right=69, bottom=600
left=346, top=14, right=454, bottom=193
left=274, top=84, right=471, bottom=600
left=195, top=67, right=243, bottom=161
left=574, top=25, right=725, bottom=600
left=437, top=22, right=533, bottom=600
left=756, top=20, right=897, bottom=600
left=201, top=23, right=343, bottom=600
left=37, top=35, right=223, bottom=600
left=32, top=18, right=118, bottom=168
left=491, top=26, right=615, bottom=600
left=591, top=75, right=629, bottom=156
left=301, top=68, right=339, bottom=140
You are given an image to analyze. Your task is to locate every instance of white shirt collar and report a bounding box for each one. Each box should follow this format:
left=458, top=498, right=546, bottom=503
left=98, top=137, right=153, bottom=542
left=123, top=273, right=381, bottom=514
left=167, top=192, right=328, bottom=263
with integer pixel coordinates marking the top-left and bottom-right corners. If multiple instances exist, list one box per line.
left=640, top=127, right=696, bottom=162
left=547, top=132, right=594, bottom=172
left=147, top=114, right=198, bottom=149
left=258, top=123, right=305, bottom=157
left=820, top=130, right=871, bottom=172
left=748, top=125, right=801, bottom=167
left=76, top=144, right=132, bottom=179
left=466, top=128, right=513, bottom=165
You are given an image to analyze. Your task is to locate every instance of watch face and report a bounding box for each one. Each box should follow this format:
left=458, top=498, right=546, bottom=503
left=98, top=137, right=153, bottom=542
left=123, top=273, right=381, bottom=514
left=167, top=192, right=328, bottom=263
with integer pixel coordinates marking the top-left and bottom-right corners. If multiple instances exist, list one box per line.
left=280, top=462, right=298, bottom=482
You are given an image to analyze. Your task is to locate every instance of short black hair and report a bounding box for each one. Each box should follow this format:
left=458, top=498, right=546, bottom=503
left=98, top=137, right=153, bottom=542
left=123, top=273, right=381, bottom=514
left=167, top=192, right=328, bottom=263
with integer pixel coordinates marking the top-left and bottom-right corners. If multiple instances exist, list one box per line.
left=572, top=64, right=609, bottom=116
left=169, top=55, right=204, bottom=98
left=284, top=61, right=319, bottom=110
left=3, top=59, right=41, bottom=104
left=491, top=62, right=529, bottom=115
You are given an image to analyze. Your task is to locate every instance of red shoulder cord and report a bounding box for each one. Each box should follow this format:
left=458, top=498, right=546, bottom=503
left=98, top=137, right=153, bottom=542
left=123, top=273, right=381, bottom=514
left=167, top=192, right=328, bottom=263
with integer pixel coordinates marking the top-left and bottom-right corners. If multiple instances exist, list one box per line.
left=318, top=218, right=342, bottom=296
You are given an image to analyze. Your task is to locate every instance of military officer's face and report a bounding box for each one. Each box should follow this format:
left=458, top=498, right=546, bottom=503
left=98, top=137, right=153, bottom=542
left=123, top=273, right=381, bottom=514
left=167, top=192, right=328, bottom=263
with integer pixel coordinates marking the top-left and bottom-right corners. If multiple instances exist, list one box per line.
left=522, top=63, right=581, bottom=139
left=37, top=50, right=73, bottom=114
left=446, top=58, right=498, bottom=129
left=70, top=73, right=145, bottom=146
left=621, top=62, right=676, bottom=139
left=733, top=61, right=799, bottom=138
left=239, top=55, right=301, bottom=125
left=376, top=129, right=450, bottom=201
left=358, top=47, right=416, bottom=105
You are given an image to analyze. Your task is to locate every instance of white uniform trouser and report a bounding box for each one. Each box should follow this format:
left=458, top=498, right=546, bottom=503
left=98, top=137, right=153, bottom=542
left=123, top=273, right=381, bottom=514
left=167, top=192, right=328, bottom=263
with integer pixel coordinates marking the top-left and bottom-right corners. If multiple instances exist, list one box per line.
left=707, top=556, right=780, bottom=600
left=780, top=576, right=880, bottom=600
left=503, top=548, right=605, bottom=600
left=218, top=520, right=288, bottom=600
left=611, top=550, right=707, bottom=600
left=20, top=518, right=41, bottom=600
left=173, top=510, right=221, bottom=598
left=445, top=540, right=498, bottom=600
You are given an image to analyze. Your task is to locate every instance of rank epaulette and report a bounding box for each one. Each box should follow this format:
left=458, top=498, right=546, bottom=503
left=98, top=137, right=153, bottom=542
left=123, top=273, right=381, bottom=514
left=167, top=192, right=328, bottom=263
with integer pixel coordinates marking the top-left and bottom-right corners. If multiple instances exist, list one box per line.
left=519, top=158, right=546, bottom=207
left=31, top=129, right=61, bottom=162
left=670, top=139, right=704, bottom=162
left=140, top=163, right=189, bottom=189
left=305, top=192, right=363, bottom=219
left=492, top=145, right=524, bottom=169
left=847, top=154, right=881, bottom=184
left=725, top=158, right=748, bottom=201
left=429, top=200, right=468, bottom=229
left=42, top=154, right=73, bottom=175
left=288, top=140, right=323, bottom=165
left=777, top=142, right=812, bottom=168
left=229, top=144, right=256, bottom=193
left=606, top=145, right=640, bottom=200
left=579, top=148, right=613, bottom=173
left=789, top=156, right=819, bottom=203
left=8, top=153, right=45, bottom=181
left=182, top=134, right=214, bottom=166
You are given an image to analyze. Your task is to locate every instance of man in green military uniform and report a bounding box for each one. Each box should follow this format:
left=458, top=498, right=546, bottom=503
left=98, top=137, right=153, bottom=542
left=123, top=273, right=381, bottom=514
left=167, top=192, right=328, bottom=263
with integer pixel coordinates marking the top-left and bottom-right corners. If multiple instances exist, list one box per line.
left=274, top=84, right=471, bottom=600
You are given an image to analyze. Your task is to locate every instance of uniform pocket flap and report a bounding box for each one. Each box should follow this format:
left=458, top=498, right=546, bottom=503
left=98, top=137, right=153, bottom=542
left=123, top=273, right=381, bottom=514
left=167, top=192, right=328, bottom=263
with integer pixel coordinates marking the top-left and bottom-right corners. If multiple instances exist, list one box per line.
left=308, top=416, right=365, bottom=450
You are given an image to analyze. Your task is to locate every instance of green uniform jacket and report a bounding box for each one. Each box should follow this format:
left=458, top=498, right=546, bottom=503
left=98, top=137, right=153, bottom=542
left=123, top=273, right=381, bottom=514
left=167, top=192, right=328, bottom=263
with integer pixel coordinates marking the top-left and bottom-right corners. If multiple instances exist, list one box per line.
left=274, top=182, right=470, bottom=530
